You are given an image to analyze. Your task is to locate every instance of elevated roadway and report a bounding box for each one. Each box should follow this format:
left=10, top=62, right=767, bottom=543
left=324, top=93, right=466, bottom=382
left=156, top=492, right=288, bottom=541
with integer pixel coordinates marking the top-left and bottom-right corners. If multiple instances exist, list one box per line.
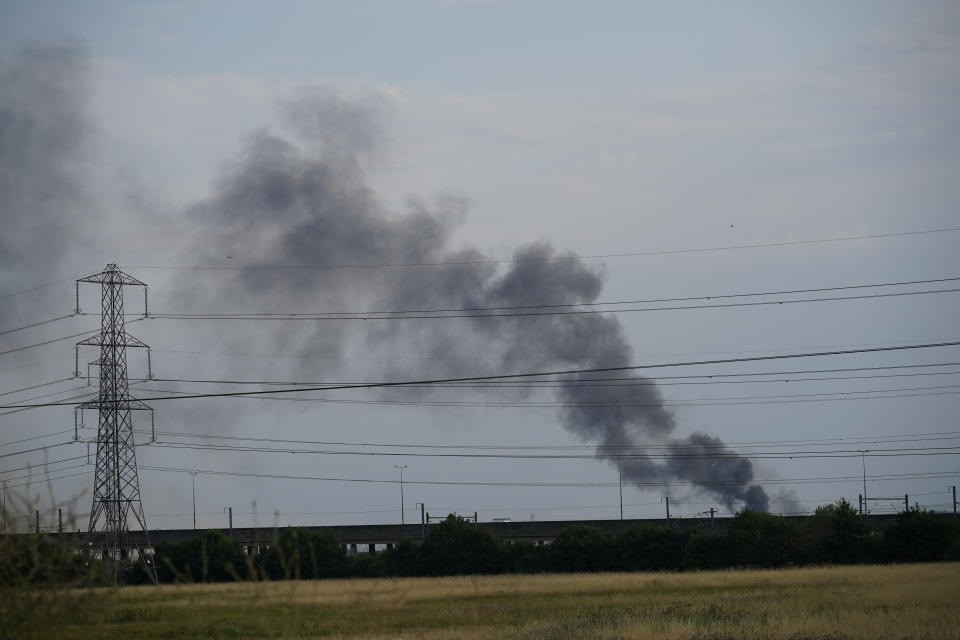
left=10, top=513, right=902, bottom=551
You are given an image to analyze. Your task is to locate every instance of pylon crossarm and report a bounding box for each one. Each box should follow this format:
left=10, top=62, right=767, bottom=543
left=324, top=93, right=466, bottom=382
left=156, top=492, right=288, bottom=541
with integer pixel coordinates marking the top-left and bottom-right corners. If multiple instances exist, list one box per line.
left=77, top=268, right=145, bottom=288
left=76, top=331, right=149, bottom=349
left=124, top=397, right=153, bottom=411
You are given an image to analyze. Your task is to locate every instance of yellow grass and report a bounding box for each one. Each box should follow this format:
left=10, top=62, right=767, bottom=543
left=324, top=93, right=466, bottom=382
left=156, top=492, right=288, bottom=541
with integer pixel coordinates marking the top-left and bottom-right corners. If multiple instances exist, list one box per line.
left=33, top=563, right=960, bottom=639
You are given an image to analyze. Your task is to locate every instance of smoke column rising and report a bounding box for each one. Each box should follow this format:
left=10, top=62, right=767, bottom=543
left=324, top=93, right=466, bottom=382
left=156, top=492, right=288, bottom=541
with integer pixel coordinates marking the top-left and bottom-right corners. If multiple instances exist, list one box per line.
left=176, top=88, right=774, bottom=511
left=0, top=47, right=92, bottom=323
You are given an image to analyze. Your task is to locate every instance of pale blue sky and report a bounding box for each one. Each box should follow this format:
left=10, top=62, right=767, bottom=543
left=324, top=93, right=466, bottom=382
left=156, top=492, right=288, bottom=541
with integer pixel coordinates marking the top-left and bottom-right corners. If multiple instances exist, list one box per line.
left=1, top=1, right=942, bottom=91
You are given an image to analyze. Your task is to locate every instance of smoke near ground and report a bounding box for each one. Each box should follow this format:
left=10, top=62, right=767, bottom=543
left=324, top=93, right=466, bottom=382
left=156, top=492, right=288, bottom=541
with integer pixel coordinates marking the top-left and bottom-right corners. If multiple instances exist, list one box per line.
left=177, top=89, right=775, bottom=512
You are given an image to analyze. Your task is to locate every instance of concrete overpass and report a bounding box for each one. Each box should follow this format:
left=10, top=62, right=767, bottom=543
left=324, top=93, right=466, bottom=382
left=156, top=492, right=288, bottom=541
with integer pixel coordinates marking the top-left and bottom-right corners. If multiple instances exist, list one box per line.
left=8, top=513, right=903, bottom=554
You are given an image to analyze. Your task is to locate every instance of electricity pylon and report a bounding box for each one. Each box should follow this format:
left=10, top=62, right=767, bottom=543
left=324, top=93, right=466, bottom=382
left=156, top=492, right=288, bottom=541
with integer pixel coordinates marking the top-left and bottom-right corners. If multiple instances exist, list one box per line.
left=74, top=264, right=156, bottom=583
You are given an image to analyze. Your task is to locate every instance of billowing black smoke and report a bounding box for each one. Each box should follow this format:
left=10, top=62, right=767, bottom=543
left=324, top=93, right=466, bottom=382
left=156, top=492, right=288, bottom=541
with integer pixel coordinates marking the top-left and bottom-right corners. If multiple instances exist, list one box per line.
left=179, top=89, right=773, bottom=511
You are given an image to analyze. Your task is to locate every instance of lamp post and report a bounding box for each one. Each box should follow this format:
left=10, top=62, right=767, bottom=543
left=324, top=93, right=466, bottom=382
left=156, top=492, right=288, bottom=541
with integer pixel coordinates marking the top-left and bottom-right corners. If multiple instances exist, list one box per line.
left=189, top=471, right=198, bottom=529
left=856, top=450, right=868, bottom=514
left=617, top=458, right=624, bottom=520
left=395, top=465, right=407, bottom=525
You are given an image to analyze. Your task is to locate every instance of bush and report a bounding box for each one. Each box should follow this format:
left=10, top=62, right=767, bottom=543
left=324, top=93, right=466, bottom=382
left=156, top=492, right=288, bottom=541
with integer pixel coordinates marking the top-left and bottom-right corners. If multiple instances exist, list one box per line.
left=883, top=508, right=959, bottom=563
left=0, top=535, right=107, bottom=587
left=153, top=530, right=248, bottom=583
left=682, top=532, right=731, bottom=569
left=612, top=525, right=690, bottom=571
left=419, top=514, right=504, bottom=576
left=503, top=540, right=548, bottom=574
left=259, top=528, right=347, bottom=580
left=0, top=534, right=110, bottom=640
left=802, top=499, right=877, bottom=565
left=547, top=525, right=611, bottom=573
left=727, top=509, right=799, bottom=567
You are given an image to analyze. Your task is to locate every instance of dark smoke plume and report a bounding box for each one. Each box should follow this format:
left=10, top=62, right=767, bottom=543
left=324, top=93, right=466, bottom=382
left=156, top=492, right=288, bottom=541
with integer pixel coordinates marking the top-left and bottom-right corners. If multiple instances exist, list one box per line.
left=179, top=89, right=773, bottom=511
left=0, top=46, right=92, bottom=323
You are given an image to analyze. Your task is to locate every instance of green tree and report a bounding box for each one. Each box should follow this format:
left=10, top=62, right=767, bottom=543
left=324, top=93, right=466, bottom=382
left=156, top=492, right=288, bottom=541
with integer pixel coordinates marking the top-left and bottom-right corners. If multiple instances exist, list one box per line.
left=503, top=540, right=548, bottom=574
left=727, top=509, right=799, bottom=567
left=803, top=499, right=876, bottom=564
left=363, top=539, right=423, bottom=577
left=548, top=525, right=611, bottom=573
left=612, top=525, right=690, bottom=571
left=153, top=530, right=248, bottom=583
left=259, top=528, right=347, bottom=580
left=682, top=531, right=731, bottom=569
left=883, top=508, right=958, bottom=563
left=419, top=514, right=503, bottom=576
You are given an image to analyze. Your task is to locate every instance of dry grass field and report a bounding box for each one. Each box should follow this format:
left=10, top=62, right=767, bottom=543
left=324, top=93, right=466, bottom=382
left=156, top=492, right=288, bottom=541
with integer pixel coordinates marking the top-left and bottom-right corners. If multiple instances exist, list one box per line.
left=30, top=563, right=960, bottom=639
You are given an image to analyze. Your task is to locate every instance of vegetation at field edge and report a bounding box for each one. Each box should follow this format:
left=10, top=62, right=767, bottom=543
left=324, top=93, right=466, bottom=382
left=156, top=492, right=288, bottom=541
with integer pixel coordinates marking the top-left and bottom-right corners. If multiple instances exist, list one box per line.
left=37, top=563, right=960, bottom=639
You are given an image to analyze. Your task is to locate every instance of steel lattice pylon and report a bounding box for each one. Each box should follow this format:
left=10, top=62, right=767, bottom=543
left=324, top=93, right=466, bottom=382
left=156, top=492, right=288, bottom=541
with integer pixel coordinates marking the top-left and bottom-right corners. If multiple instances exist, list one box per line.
left=74, top=264, right=156, bottom=584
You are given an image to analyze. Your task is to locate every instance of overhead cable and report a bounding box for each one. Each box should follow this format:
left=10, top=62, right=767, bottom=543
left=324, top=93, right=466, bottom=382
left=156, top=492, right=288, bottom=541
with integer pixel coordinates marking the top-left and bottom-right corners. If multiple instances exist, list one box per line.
left=136, top=428, right=960, bottom=451
left=127, top=225, right=960, bottom=272
left=149, top=274, right=960, bottom=317
left=143, top=367, right=960, bottom=389
left=3, top=339, right=959, bottom=409
left=0, top=314, right=74, bottom=338
left=136, top=465, right=960, bottom=488
left=133, top=383, right=960, bottom=409
left=150, top=287, right=960, bottom=321
left=144, top=441, right=960, bottom=461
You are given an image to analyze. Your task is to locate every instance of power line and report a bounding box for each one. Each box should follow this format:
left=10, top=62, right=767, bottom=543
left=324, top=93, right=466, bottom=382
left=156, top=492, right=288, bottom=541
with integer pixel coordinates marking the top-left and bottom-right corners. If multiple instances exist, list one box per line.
left=0, top=328, right=99, bottom=359
left=133, top=383, right=960, bottom=409
left=127, top=225, right=960, bottom=272
left=0, top=429, right=74, bottom=448
left=0, top=318, right=142, bottom=360
left=3, top=469, right=91, bottom=490
left=0, top=314, right=74, bottom=338
left=0, top=455, right=88, bottom=476
left=3, top=339, right=959, bottom=409
left=0, top=387, right=94, bottom=418
left=0, top=378, right=74, bottom=399
left=0, top=354, right=73, bottom=376
left=6, top=458, right=957, bottom=492
left=0, top=441, right=74, bottom=460
left=144, top=440, right=960, bottom=460
left=147, top=335, right=960, bottom=362
left=143, top=367, right=960, bottom=389
left=149, top=287, right=960, bottom=321
left=0, top=462, right=89, bottom=485
left=147, top=274, right=960, bottom=317
left=0, top=273, right=90, bottom=301
left=9, top=465, right=958, bottom=492
left=136, top=428, right=960, bottom=452
left=135, top=465, right=960, bottom=488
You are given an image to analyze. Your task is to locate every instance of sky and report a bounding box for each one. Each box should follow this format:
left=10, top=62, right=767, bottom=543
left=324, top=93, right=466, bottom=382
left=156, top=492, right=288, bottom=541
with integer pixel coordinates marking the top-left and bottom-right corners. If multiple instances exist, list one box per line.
left=0, top=1, right=958, bottom=534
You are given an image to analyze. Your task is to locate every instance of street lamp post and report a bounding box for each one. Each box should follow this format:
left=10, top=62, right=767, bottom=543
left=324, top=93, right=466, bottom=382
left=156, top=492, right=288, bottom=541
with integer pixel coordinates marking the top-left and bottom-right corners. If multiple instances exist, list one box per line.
left=189, top=472, right=198, bottom=530
left=856, top=451, right=868, bottom=514
left=395, top=465, right=407, bottom=525
left=617, top=458, right=624, bottom=520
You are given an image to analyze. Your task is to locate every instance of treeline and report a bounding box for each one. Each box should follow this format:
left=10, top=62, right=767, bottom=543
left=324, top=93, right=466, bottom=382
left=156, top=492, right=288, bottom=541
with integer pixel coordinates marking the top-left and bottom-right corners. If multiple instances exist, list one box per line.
left=128, top=500, right=960, bottom=584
